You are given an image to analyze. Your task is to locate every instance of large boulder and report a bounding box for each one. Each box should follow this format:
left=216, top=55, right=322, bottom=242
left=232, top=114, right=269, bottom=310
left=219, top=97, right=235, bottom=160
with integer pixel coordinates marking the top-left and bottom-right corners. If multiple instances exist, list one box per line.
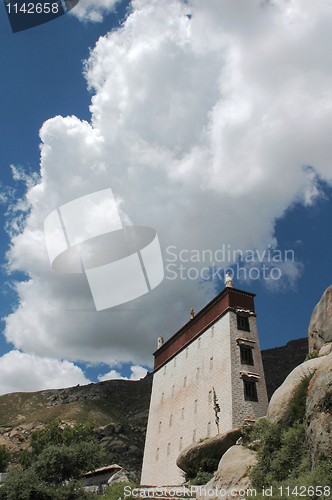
left=176, top=426, right=243, bottom=475
left=319, top=343, right=332, bottom=357
left=306, top=352, right=332, bottom=467
left=308, top=286, right=332, bottom=352
left=108, top=468, right=138, bottom=485
left=267, top=357, right=324, bottom=424
left=196, top=445, right=257, bottom=500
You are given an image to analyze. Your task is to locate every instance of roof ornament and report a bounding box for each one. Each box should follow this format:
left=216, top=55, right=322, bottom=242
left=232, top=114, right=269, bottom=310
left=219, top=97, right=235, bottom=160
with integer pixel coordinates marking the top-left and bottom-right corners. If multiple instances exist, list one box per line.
left=190, top=307, right=195, bottom=320
left=225, top=271, right=234, bottom=288
left=157, top=336, right=164, bottom=349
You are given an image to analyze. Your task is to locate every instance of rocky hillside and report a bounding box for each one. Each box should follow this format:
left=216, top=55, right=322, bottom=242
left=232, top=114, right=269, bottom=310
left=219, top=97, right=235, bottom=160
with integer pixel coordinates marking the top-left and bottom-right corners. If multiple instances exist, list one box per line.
left=261, top=337, right=308, bottom=399
left=0, top=373, right=152, bottom=478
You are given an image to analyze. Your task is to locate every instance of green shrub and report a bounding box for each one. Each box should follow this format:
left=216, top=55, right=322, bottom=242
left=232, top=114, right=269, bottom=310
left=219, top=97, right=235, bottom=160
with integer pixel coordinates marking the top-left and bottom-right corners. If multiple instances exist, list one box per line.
left=247, top=372, right=318, bottom=493
left=0, top=419, right=104, bottom=499
left=102, top=482, right=137, bottom=500
left=0, top=446, right=10, bottom=473
left=190, top=471, right=214, bottom=485
left=31, top=441, right=104, bottom=483
left=183, top=455, right=219, bottom=481
left=0, top=469, right=96, bottom=500
left=20, top=418, right=96, bottom=465
left=287, top=373, right=314, bottom=426
left=306, top=350, right=319, bottom=360
left=253, top=459, right=332, bottom=500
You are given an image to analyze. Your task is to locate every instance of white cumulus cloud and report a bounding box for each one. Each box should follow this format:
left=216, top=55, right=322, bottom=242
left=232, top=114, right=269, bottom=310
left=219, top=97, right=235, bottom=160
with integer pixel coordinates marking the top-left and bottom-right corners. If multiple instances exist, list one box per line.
left=69, top=0, right=122, bottom=22
left=0, top=351, right=91, bottom=395
left=98, top=364, right=148, bottom=381
left=3, top=0, right=332, bottom=381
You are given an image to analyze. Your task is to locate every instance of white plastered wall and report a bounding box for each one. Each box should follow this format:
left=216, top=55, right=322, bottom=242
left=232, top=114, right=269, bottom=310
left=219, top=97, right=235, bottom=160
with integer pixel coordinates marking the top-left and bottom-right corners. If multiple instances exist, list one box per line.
left=141, top=313, right=233, bottom=486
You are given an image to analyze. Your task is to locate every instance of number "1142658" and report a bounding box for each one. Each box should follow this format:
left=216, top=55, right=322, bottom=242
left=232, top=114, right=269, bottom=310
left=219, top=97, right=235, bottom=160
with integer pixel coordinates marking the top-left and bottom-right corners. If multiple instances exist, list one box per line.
left=6, top=3, right=59, bottom=14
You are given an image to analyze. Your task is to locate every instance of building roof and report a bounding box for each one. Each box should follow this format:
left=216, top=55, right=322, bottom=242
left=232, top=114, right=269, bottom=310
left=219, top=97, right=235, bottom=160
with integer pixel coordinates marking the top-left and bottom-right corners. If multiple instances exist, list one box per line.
left=84, top=464, right=122, bottom=477
left=153, top=286, right=255, bottom=372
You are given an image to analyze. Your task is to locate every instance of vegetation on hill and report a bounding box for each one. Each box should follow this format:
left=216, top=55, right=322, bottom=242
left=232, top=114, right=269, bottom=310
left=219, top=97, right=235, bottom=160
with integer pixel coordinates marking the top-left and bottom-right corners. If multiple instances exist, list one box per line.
left=0, top=419, right=104, bottom=500
left=102, top=482, right=136, bottom=500
left=244, top=374, right=332, bottom=499
left=0, top=376, right=152, bottom=478
left=0, top=377, right=152, bottom=429
left=0, top=446, right=10, bottom=473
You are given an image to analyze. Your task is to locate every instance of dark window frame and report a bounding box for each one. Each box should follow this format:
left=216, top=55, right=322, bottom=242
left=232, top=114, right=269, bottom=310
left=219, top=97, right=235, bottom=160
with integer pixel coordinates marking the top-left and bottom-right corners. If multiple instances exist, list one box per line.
left=240, top=345, right=254, bottom=366
left=243, top=379, right=258, bottom=402
left=237, top=314, right=250, bottom=332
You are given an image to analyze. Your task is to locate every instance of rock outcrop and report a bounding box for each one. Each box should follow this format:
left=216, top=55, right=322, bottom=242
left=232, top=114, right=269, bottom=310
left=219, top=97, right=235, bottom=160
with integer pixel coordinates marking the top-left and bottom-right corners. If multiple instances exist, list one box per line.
left=196, top=445, right=257, bottom=500
left=108, top=468, right=138, bottom=485
left=266, top=357, right=324, bottom=424
left=93, top=422, right=144, bottom=476
left=176, top=426, right=243, bottom=476
left=0, top=374, right=152, bottom=480
left=0, top=424, right=41, bottom=458
left=306, top=351, right=332, bottom=467
left=308, top=285, right=332, bottom=352
left=319, top=343, right=332, bottom=357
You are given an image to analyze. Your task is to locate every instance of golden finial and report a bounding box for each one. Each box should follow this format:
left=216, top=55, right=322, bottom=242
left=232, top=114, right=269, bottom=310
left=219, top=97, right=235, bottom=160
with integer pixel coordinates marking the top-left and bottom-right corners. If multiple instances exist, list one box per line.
left=190, top=307, right=195, bottom=320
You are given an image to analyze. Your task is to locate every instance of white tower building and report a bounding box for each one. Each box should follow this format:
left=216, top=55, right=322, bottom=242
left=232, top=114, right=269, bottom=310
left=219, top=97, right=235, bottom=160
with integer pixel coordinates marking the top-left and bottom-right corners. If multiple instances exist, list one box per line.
left=141, top=283, right=268, bottom=486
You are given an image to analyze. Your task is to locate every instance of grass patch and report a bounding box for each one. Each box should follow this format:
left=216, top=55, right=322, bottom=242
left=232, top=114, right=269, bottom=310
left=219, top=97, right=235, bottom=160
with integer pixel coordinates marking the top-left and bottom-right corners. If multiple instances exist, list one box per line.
left=102, top=482, right=137, bottom=500
left=243, top=371, right=332, bottom=499
left=185, top=457, right=219, bottom=482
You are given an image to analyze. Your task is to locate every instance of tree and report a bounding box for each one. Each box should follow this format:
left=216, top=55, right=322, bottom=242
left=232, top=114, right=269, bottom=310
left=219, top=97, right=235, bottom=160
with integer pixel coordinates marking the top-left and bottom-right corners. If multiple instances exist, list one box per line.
left=0, top=419, right=104, bottom=500
left=19, top=419, right=100, bottom=470
left=0, top=469, right=96, bottom=500
left=0, top=445, right=10, bottom=473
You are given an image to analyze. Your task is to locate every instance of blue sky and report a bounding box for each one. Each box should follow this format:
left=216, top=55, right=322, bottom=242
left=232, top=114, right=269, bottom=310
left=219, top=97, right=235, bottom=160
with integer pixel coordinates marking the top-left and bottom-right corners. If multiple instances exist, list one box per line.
left=0, top=0, right=331, bottom=394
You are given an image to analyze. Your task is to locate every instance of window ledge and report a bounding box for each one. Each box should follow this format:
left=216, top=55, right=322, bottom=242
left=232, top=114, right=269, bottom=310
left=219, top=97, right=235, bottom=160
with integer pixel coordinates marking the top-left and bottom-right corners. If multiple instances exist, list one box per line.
left=240, top=371, right=260, bottom=380
left=236, top=337, right=256, bottom=344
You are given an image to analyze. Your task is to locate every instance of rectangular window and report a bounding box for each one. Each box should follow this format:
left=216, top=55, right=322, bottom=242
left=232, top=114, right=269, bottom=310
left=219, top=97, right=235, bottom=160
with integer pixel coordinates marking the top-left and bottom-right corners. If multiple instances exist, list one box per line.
left=207, top=422, right=211, bottom=437
left=184, top=376, right=187, bottom=387
left=209, top=356, right=213, bottom=370
left=211, top=326, right=214, bottom=337
left=237, top=314, right=250, bottom=332
left=194, top=399, right=198, bottom=413
left=164, top=365, right=167, bottom=375
left=186, top=348, right=189, bottom=358
left=174, top=357, right=176, bottom=367
left=243, top=379, right=258, bottom=402
left=167, top=443, right=171, bottom=456
left=158, top=422, right=162, bottom=433
left=193, top=429, right=196, bottom=442
left=208, top=390, right=212, bottom=403
left=181, top=407, right=185, bottom=419
left=198, top=338, right=201, bottom=348
left=156, top=448, right=159, bottom=461
left=196, top=367, right=200, bottom=379
left=240, top=345, right=254, bottom=365
left=179, top=437, right=183, bottom=451
left=169, top=415, right=173, bottom=427
left=161, top=392, right=164, bottom=403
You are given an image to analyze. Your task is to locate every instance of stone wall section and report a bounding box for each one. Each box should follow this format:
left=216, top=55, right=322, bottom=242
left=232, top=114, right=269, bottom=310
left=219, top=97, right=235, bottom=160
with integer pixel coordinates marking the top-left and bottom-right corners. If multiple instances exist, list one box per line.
left=141, top=314, right=233, bottom=486
left=229, top=312, right=268, bottom=426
